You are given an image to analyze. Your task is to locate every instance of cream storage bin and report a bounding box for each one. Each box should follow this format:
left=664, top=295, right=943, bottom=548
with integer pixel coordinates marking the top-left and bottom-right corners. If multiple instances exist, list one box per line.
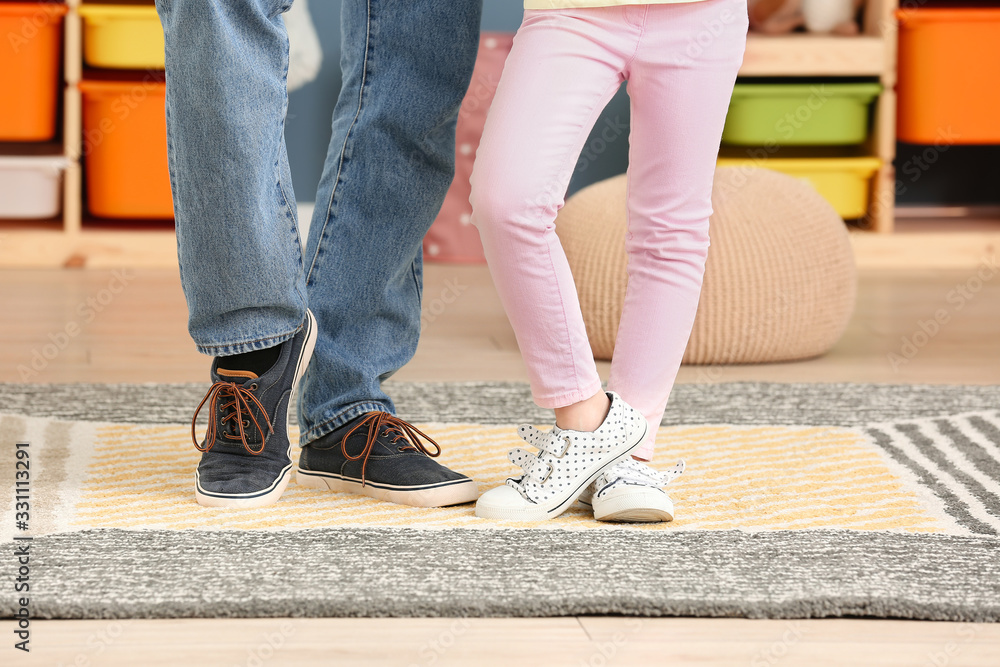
left=79, top=4, right=165, bottom=69
left=716, top=156, right=881, bottom=219
left=0, top=156, right=69, bottom=219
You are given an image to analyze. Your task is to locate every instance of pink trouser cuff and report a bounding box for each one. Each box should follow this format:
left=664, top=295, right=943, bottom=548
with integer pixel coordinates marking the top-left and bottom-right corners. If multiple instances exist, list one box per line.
left=531, top=381, right=605, bottom=410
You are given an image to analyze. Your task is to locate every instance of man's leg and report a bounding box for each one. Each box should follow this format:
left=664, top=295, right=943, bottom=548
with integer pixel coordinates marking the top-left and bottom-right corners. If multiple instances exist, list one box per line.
left=292, top=0, right=483, bottom=508
left=158, top=0, right=315, bottom=507
left=158, top=0, right=307, bottom=352
left=299, top=0, right=482, bottom=443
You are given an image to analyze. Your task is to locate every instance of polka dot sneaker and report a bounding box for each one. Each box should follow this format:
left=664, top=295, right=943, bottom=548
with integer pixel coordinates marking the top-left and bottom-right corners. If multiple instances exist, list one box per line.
left=578, top=458, right=685, bottom=523
left=474, top=391, right=647, bottom=521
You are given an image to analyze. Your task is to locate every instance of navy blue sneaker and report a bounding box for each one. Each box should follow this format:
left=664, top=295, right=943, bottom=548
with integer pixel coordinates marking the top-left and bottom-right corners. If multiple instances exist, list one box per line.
left=296, top=412, right=478, bottom=507
left=191, top=309, right=317, bottom=508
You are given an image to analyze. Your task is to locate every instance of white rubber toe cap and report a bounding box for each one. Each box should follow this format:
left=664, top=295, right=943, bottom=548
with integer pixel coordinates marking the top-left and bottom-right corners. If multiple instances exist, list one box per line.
left=474, top=484, right=544, bottom=520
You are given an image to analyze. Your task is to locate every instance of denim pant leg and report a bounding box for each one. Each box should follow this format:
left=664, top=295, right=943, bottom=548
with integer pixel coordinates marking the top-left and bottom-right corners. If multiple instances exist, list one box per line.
left=157, top=0, right=308, bottom=357
left=298, top=0, right=482, bottom=444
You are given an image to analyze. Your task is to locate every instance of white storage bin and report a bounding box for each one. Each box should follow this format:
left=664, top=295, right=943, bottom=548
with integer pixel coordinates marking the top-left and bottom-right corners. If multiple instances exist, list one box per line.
left=0, top=156, right=68, bottom=219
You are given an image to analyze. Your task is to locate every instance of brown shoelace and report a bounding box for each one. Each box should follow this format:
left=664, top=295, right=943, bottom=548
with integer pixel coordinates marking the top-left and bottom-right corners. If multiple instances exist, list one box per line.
left=191, top=380, right=274, bottom=455
left=341, top=412, right=442, bottom=486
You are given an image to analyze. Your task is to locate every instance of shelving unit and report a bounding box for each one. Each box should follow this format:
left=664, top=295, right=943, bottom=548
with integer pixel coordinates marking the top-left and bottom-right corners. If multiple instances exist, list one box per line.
left=4, top=0, right=998, bottom=268
left=735, top=0, right=898, bottom=233
left=0, top=0, right=177, bottom=268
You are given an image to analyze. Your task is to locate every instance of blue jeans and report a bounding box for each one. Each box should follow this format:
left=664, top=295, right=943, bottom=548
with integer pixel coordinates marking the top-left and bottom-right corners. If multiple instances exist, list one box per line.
left=156, top=0, right=482, bottom=444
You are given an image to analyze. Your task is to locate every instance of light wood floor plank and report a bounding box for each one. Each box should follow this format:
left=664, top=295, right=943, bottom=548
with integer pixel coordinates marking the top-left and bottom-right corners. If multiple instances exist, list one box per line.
left=8, top=619, right=1000, bottom=667
left=579, top=617, right=1000, bottom=644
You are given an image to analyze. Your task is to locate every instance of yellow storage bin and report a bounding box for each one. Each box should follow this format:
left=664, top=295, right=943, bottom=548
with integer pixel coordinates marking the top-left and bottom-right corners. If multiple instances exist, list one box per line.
left=716, top=156, right=880, bottom=219
left=79, top=4, right=164, bottom=70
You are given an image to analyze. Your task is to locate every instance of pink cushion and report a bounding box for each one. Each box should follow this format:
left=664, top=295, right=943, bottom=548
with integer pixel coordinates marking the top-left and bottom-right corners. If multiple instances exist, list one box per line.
left=423, top=33, right=513, bottom=264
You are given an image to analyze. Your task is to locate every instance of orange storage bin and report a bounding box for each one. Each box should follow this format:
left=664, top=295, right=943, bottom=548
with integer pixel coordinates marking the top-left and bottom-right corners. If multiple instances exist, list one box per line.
left=896, top=8, right=1000, bottom=144
left=79, top=76, right=173, bottom=219
left=0, top=2, right=68, bottom=141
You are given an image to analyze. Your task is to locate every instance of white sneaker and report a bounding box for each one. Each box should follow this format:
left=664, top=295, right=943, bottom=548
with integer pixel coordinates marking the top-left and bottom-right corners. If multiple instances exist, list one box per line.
left=578, top=458, right=685, bottom=523
left=474, top=392, right=647, bottom=521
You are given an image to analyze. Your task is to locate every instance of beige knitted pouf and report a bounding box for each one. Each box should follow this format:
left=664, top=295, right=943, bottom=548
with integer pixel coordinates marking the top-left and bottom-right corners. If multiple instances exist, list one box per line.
left=554, top=167, right=857, bottom=364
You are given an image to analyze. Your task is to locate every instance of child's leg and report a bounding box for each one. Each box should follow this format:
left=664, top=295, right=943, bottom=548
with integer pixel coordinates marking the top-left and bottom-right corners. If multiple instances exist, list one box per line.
left=608, top=0, right=748, bottom=460
left=471, top=9, right=633, bottom=414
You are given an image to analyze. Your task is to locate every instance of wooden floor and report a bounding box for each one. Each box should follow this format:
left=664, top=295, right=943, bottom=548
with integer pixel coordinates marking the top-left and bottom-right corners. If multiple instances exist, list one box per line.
left=3, top=264, right=1000, bottom=666
left=11, top=618, right=1000, bottom=666
left=3, top=263, right=999, bottom=384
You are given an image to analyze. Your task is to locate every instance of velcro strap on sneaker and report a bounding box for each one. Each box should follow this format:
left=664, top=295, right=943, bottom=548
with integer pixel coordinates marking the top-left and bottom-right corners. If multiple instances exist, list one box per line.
left=516, top=425, right=573, bottom=458
left=508, top=448, right=552, bottom=484
left=539, top=433, right=571, bottom=458
left=524, top=457, right=552, bottom=484
left=507, top=447, right=535, bottom=470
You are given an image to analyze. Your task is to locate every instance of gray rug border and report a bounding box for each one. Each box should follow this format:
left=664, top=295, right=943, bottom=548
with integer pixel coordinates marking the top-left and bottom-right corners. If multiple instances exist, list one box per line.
left=2, top=528, right=998, bottom=622
left=2, top=381, right=999, bottom=427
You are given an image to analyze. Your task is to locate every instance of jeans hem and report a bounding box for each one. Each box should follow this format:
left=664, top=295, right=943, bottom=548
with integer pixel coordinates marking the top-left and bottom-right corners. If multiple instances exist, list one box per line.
left=196, top=325, right=302, bottom=357
left=532, top=381, right=605, bottom=410
left=299, top=402, right=392, bottom=446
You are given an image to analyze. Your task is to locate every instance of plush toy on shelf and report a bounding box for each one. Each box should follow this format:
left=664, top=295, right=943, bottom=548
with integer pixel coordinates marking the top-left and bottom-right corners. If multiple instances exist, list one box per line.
left=749, top=0, right=866, bottom=35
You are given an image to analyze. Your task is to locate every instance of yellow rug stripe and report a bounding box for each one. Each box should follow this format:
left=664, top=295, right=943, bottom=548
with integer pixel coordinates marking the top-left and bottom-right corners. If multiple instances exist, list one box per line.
left=64, top=422, right=950, bottom=533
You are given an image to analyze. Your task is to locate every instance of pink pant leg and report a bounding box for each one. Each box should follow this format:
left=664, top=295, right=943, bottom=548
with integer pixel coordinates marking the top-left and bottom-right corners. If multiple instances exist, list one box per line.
left=470, top=9, right=633, bottom=408
left=608, top=0, right=748, bottom=460
left=472, top=1, right=746, bottom=459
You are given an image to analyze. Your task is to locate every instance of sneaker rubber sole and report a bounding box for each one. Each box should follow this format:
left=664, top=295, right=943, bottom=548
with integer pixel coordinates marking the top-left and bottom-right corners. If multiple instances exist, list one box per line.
left=195, top=467, right=293, bottom=509
left=296, top=468, right=479, bottom=508
left=474, top=422, right=646, bottom=522
left=194, top=309, right=318, bottom=509
left=581, top=487, right=675, bottom=523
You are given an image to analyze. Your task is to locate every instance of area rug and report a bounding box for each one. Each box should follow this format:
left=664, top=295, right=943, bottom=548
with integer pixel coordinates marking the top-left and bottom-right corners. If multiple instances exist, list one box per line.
left=1, top=382, right=998, bottom=620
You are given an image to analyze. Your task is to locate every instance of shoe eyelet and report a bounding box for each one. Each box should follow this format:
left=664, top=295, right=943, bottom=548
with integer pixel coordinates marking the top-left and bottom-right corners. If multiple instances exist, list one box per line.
left=242, top=420, right=250, bottom=428
left=249, top=383, right=258, bottom=391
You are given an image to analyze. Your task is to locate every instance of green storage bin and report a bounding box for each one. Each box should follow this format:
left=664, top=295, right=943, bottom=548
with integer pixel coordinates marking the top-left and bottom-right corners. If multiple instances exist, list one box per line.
left=723, top=82, right=881, bottom=146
